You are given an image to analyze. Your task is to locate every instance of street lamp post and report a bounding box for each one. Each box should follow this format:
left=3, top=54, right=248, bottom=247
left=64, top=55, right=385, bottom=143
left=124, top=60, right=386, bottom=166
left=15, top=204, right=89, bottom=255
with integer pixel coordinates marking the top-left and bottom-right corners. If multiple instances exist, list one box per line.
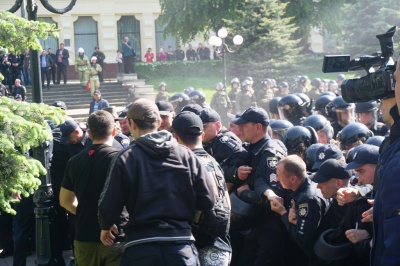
left=209, top=28, right=243, bottom=89
left=7, top=1, right=77, bottom=265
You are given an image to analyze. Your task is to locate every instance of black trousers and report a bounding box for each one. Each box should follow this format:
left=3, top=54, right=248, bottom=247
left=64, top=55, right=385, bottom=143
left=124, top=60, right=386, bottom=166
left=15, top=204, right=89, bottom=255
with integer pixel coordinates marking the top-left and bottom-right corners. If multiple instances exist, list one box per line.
left=123, top=55, right=134, bottom=74
left=57, top=63, right=67, bottom=84
left=121, top=242, right=199, bottom=266
left=0, top=211, right=14, bottom=253
left=50, top=65, right=56, bottom=83
left=41, top=67, right=50, bottom=87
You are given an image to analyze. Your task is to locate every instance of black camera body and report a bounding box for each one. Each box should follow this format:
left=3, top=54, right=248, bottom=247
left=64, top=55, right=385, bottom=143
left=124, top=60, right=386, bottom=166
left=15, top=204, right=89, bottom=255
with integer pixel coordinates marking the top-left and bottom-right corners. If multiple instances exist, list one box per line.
left=322, top=26, right=397, bottom=103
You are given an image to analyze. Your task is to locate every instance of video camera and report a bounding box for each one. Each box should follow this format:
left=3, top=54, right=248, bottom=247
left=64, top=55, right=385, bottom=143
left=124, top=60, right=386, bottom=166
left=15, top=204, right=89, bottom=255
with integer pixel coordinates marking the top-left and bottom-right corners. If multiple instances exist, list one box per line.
left=322, top=26, right=397, bottom=103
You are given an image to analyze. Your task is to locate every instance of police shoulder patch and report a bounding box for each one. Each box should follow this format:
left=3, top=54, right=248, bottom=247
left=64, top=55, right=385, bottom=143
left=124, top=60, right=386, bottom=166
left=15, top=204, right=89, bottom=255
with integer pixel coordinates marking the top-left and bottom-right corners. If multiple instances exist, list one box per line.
left=298, top=203, right=308, bottom=217
left=220, top=135, right=229, bottom=143
left=269, top=173, right=277, bottom=183
left=267, top=157, right=278, bottom=169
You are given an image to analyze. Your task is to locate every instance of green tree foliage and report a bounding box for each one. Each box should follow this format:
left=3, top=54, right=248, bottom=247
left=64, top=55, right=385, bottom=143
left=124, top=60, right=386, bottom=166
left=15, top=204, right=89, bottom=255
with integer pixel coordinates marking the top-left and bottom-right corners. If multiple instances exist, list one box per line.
left=0, top=98, right=65, bottom=214
left=159, top=0, right=243, bottom=43
left=0, top=10, right=59, bottom=52
left=339, top=0, right=400, bottom=58
left=225, top=0, right=300, bottom=81
left=283, top=0, right=345, bottom=47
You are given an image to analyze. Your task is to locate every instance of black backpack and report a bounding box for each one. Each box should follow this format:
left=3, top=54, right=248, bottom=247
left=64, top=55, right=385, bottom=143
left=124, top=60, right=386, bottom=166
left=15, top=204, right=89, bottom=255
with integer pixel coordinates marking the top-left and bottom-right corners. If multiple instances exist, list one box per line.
left=192, top=154, right=231, bottom=237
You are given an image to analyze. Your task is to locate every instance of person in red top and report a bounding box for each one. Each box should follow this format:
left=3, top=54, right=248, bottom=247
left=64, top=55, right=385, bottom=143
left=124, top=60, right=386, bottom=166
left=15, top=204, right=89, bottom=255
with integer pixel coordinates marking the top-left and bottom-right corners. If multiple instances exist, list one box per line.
left=144, top=48, right=154, bottom=63
left=157, top=47, right=167, bottom=62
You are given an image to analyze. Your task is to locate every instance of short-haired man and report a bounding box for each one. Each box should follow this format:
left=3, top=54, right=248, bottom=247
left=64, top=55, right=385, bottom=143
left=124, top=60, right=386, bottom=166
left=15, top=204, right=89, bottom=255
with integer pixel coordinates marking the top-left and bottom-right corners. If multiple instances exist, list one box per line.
left=172, top=111, right=232, bottom=266
left=115, top=106, right=133, bottom=142
left=56, top=43, right=69, bottom=84
left=174, top=45, right=185, bottom=61
left=98, top=98, right=216, bottom=265
left=60, top=111, right=125, bottom=265
left=13, top=79, right=26, bottom=101
left=231, top=107, right=287, bottom=265
left=270, top=155, right=327, bottom=265
left=89, top=90, right=109, bottom=115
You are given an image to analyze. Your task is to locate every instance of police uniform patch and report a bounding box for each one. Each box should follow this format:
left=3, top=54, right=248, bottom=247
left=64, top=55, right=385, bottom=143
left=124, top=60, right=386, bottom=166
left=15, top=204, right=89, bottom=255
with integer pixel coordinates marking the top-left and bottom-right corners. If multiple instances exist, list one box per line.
left=270, top=173, right=277, bottom=183
left=318, top=152, right=325, bottom=160
left=220, top=136, right=229, bottom=143
left=267, top=157, right=278, bottom=169
left=298, top=203, right=308, bottom=217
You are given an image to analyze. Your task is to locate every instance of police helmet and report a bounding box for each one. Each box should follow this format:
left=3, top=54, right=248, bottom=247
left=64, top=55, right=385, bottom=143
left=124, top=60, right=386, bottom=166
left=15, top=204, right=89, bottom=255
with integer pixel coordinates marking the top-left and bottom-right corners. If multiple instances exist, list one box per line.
left=320, top=91, right=336, bottom=97
left=230, top=192, right=259, bottom=231
left=271, top=79, right=277, bottom=87
left=245, top=76, right=253, bottom=83
left=311, top=78, right=322, bottom=88
left=279, top=82, right=289, bottom=89
left=295, top=93, right=313, bottom=114
left=231, top=77, right=240, bottom=85
left=305, top=143, right=325, bottom=172
left=315, top=95, right=335, bottom=117
left=336, top=74, right=346, bottom=81
left=215, top=82, right=224, bottom=91
left=314, top=229, right=352, bottom=261
left=188, top=90, right=206, bottom=105
left=270, top=119, right=294, bottom=139
left=159, top=82, right=167, bottom=89
left=269, top=97, right=281, bottom=115
left=364, top=135, right=384, bottom=147
left=170, top=92, right=190, bottom=114
left=278, top=94, right=306, bottom=121
left=52, top=101, right=67, bottom=110
left=184, top=86, right=194, bottom=95
left=282, top=126, right=318, bottom=156
left=304, top=114, right=329, bottom=132
left=242, top=79, right=251, bottom=87
left=261, top=78, right=273, bottom=85
left=331, top=96, right=354, bottom=111
left=338, top=122, right=373, bottom=146
left=355, top=101, right=378, bottom=113
left=299, top=75, right=308, bottom=84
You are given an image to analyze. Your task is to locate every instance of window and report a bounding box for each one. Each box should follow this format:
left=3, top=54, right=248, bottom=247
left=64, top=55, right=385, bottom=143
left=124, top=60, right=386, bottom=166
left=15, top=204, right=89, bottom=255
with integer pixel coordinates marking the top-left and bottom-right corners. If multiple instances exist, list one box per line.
left=117, top=16, right=141, bottom=57
left=155, top=17, right=177, bottom=51
left=74, top=17, right=98, bottom=58
left=37, top=17, right=58, bottom=52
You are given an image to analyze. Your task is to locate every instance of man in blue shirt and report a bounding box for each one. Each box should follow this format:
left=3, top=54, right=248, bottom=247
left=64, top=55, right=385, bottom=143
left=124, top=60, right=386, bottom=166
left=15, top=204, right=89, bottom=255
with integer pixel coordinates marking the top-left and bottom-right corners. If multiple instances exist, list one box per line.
left=89, top=90, right=109, bottom=114
left=121, top=36, right=134, bottom=74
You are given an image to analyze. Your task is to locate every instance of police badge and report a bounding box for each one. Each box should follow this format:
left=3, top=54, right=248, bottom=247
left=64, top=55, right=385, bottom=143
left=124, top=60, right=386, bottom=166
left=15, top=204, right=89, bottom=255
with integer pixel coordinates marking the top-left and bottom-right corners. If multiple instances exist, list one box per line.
left=298, top=203, right=308, bottom=217
left=267, top=157, right=278, bottom=169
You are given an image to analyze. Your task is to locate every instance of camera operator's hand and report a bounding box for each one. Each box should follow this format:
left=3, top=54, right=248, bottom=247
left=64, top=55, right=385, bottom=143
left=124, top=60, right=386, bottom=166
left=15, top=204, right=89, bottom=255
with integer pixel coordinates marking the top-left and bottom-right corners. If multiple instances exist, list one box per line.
left=394, top=56, right=400, bottom=82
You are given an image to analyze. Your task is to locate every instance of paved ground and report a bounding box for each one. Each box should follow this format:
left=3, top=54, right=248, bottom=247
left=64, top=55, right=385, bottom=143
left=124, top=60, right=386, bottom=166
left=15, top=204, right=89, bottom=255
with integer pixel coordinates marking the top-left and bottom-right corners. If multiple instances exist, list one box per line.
left=0, top=249, right=74, bottom=266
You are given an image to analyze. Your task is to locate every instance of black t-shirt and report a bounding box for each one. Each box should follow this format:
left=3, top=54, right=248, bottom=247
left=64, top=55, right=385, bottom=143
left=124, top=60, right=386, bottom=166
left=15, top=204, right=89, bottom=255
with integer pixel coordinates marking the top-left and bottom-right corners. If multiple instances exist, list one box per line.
left=62, top=144, right=119, bottom=242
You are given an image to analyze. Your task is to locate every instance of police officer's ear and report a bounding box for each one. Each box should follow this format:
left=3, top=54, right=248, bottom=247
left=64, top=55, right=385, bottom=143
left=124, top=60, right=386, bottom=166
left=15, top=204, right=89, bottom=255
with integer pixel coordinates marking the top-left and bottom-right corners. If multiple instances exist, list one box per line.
left=111, top=125, right=117, bottom=137
left=201, top=132, right=205, bottom=141
left=215, top=121, right=222, bottom=132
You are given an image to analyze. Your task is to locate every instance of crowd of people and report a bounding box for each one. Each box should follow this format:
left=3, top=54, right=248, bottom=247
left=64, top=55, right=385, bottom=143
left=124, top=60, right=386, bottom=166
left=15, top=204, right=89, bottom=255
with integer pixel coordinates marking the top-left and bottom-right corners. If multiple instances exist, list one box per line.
left=1, top=52, right=400, bottom=266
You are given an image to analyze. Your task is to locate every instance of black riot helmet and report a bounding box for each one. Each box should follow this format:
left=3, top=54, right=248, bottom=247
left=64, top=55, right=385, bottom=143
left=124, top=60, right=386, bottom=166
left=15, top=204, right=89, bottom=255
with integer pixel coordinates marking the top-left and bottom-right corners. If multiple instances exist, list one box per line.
left=305, top=143, right=325, bottom=173
left=328, top=96, right=355, bottom=123
left=269, top=97, right=281, bottom=115
left=365, top=135, right=384, bottom=147
left=355, top=101, right=378, bottom=113
left=170, top=92, right=190, bottom=114
left=304, top=114, right=334, bottom=143
left=315, top=95, right=335, bottom=118
left=314, top=229, right=352, bottom=261
left=311, top=78, right=322, bottom=88
left=184, top=86, right=195, bottom=95
left=278, top=94, right=306, bottom=123
left=269, top=119, right=294, bottom=140
left=320, top=91, right=337, bottom=97
left=295, top=93, right=313, bottom=115
left=282, top=126, right=318, bottom=157
left=230, top=192, right=259, bottom=231
left=338, top=122, right=373, bottom=147
left=188, top=90, right=206, bottom=105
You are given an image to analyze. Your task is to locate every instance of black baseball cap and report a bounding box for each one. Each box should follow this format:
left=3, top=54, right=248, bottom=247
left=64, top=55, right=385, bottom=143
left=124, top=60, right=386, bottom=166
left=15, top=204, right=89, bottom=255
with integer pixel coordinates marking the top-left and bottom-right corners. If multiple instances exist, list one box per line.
left=312, top=144, right=343, bottom=170
left=156, top=101, right=174, bottom=115
left=60, top=120, right=79, bottom=144
left=199, top=108, right=221, bottom=125
left=312, top=159, right=351, bottom=183
left=345, top=144, right=379, bottom=170
left=181, top=104, right=203, bottom=115
left=116, top=103, right=132, bottom=120
left=172, top=111, right=203, bottom=136
left=232, top=107, right=269, bottom=126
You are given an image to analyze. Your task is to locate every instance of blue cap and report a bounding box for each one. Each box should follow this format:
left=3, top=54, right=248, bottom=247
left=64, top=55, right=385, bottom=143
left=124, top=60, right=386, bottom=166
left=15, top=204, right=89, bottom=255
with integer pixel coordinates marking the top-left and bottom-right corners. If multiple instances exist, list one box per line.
left=312, top=144, right=343, bottom=170
left=199, top=108, right=221, bottom=125
left=345, top=144, right=379, bottom=170
left=181, top=104, right=203, bottom=115
left=60, top=120, right=79, bottom=144
left=232, top=107, right=270, bottom=126
left=312, top=159, right=351, bottom=183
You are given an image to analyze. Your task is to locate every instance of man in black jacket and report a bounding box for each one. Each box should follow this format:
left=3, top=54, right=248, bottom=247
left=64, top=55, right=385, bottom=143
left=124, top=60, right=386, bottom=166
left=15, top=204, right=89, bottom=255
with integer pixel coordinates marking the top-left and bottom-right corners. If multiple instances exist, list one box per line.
left=98, top=98, right=215, bottom=266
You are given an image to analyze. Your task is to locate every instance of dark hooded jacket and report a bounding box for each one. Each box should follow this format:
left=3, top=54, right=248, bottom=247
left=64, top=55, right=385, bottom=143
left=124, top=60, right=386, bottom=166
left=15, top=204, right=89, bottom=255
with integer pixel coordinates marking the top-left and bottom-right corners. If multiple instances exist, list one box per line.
left=98, top=130, right=215, bottom=247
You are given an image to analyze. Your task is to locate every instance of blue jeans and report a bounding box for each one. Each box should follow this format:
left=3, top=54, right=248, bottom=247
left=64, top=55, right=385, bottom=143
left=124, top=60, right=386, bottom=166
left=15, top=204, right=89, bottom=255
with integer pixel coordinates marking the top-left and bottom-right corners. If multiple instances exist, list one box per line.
left=22, top=68, right=31, bottom=86
left=121, top=241, right=200, bottom=266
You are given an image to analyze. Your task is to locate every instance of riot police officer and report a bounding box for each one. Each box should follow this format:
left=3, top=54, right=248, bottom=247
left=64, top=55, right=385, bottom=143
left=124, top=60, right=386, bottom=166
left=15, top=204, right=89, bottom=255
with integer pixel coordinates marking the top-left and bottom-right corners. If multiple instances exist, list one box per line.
left=304, top=114, right=334, bottom=144
left=355, top=101, right=387, bottom=136
left=155, top=81, right=170, bottom=102
left=169, top=92, right=190, bottom=114
left=282, top=126, right=318, bottom=159
left=278, top=94, right=306, bottom=126
left=210, top=82, right=232, bottom=128
left=275, top=81, right=289, bottom=98
left=269, top=119, right=293, bottom=141
left=308, top=78, right=323, bottom=102
left=229, top=78, right=241, bottom=114
left=269, top=97, right=281, bottom=119
left=257, top=79, right=275, bottom=111
left=236, top=79, right=257, bottom=114
left=315, top=94, right=335, bottom=121
left=328, top=96, right=355, bottom=139
left=337, top=122, right=372, bottom=151
left=189, top=90, right=208, bottom=108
